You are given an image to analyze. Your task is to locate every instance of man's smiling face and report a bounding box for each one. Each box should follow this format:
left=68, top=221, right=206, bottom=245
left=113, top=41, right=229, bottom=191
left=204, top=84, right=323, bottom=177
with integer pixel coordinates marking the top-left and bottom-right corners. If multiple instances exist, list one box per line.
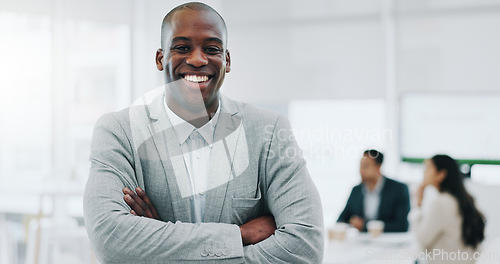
left=157, top=9, right=230, bottom=112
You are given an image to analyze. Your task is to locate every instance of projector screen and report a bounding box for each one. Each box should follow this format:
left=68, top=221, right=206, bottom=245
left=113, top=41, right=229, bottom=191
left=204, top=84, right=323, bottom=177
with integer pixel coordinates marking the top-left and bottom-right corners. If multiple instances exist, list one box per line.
left=400, top=93, right=500, bottom=163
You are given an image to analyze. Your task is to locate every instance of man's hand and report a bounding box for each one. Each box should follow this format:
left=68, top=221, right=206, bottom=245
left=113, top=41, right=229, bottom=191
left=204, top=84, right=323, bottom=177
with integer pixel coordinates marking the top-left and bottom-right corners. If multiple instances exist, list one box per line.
left=239, top=215, right=277, bottom=246
left=349, top=215, right=365, bottom=231
left=123, top=187, right=160, bottom=220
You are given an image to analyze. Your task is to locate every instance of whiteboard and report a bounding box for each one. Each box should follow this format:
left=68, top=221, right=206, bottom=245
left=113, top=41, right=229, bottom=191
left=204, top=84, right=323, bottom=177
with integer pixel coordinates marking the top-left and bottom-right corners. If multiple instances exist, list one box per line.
left=400, top=93, right=500, bottom=161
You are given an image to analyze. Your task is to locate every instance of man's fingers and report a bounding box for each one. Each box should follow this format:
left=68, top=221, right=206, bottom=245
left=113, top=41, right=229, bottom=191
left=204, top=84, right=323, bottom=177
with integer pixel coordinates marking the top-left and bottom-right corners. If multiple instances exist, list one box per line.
left=124, top=194, right=146, bottom=216
left=136, top=187, right=160, bottom=219
left=133, top=187, right=154, bottom=218
left=122, top=187, right=158, bottom=219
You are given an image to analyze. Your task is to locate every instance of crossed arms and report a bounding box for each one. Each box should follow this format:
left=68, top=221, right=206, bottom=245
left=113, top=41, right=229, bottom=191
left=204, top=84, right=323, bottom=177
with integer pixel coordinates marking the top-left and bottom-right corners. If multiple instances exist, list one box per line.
left=122, top=186, right=276, bottom=246
left=83, top=112, right=324, bottom=263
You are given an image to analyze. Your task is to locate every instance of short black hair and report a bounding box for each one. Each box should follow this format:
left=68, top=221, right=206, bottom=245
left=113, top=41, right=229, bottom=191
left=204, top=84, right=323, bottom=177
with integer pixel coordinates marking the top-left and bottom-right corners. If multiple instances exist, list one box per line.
left=160, top=2, right=228, bottom=49
left=363, top=149, right=384, bottom=165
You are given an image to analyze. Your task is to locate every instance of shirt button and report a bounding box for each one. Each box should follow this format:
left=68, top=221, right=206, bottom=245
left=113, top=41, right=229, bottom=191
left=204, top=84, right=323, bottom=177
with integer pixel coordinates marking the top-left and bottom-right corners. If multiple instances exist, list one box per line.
left=199, top=191, right=204, bottom=195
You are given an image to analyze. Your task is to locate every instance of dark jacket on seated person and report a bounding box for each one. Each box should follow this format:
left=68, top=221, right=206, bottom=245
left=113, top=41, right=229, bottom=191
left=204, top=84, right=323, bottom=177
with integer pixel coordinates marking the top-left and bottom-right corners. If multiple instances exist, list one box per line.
left=337, top=176, right=410, bottom=232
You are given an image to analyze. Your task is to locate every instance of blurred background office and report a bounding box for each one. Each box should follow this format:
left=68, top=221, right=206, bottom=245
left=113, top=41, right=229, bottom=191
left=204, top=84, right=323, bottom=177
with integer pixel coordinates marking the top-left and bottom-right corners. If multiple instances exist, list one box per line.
left=1, top=0, right=500, bottom=263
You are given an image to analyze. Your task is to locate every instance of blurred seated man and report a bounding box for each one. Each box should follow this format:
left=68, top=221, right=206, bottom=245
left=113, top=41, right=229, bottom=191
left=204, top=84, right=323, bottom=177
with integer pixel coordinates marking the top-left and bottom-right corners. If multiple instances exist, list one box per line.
left=337, top=150, right=410, bottom=232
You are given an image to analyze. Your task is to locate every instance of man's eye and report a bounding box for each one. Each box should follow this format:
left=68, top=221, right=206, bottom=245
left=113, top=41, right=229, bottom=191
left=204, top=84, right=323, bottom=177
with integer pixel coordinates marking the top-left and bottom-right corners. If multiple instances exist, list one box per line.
left=172, top=46, right=189, bottom=53
left=205, top=47, right=222, bottom=54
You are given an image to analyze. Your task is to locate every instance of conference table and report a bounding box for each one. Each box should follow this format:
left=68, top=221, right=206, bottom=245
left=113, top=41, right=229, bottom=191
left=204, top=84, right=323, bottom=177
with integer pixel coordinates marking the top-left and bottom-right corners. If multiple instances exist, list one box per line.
left=323, top=231, right=420, bottom=264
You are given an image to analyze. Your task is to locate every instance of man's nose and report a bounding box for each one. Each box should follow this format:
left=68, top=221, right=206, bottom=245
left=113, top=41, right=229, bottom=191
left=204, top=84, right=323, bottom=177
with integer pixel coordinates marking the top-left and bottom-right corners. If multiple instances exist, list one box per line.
left=186, top=48, right=208, bottom=67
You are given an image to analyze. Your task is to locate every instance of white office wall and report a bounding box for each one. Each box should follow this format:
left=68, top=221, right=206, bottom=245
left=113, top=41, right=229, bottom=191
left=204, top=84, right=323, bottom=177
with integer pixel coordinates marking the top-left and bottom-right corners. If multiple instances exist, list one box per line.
left=0, top=0, right=135, bottom=23
left=397, top=7, right=500, bottom=92
left=221, top=0, right=386, bottom=105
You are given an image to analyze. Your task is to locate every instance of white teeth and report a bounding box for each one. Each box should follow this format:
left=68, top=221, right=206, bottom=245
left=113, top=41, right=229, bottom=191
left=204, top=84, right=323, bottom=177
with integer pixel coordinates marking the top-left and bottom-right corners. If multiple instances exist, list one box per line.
left=183, top=75, right=209, bottom=83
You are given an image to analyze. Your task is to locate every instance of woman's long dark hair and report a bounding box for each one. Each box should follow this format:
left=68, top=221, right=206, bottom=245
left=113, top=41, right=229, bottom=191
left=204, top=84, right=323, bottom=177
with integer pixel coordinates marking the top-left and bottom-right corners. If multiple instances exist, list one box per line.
left=431, top=155, right=485, bottom=249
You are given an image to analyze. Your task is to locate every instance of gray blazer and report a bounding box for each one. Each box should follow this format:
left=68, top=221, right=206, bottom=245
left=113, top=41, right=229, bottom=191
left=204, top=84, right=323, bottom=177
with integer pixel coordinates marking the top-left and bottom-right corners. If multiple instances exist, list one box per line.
left=83, top=88, right=324, bottom=264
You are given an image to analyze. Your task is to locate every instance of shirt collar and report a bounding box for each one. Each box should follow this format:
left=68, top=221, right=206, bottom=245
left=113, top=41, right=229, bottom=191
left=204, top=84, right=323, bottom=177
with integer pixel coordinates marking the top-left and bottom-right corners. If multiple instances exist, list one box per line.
left=163, top=96, right=221, bottom=147
left=362, top=175, right=385, bottom=195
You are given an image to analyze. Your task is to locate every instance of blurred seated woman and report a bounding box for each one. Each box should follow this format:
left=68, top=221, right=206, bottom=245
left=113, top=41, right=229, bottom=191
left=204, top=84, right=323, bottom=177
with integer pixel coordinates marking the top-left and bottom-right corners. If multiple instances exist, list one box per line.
left=413, top=155, right=485, bottom=264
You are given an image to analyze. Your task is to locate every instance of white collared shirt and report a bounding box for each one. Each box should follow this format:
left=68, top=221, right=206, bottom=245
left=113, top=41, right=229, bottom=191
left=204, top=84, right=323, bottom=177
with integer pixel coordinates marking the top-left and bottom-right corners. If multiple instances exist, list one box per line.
left=163, top=97, right=221, bottom=223
left=362, top=176, right=385, bottom=221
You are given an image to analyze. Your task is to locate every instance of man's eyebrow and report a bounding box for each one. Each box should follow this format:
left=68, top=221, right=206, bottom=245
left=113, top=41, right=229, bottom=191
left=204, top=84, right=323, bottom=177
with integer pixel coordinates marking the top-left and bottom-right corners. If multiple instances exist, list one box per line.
left=171, top=36, right=191, bottom=44
left=205, top=37, right=223, bottom=45
left=170, top=36, right=223, bottom=46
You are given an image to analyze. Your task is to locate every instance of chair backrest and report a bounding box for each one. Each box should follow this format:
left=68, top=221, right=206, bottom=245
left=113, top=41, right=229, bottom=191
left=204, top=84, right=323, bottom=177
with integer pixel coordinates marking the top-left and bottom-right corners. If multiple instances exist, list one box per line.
left=465, top=181, right=500, bottom=240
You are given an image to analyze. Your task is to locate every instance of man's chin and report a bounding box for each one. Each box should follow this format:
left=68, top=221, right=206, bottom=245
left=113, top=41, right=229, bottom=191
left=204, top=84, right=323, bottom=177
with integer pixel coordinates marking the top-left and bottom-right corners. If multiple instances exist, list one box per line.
left=177, top=94, right=218, bottom=112
left=166, top=80, right=220, bottom=110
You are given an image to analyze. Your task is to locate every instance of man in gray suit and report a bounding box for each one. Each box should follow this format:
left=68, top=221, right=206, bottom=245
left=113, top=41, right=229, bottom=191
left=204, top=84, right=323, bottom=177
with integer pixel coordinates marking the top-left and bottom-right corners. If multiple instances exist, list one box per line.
left=83, top=2, right=323, bottom=263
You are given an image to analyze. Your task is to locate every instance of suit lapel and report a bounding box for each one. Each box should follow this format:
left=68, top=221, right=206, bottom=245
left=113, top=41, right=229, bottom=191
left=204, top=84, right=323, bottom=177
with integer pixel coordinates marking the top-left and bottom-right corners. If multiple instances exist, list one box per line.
left=357, top=186, right=365, bottom=219
left=377, top=177, right=389, bottom=219
left=203, top=96, right=244, bottom=223
left=146, top=93, right=192, bottom=222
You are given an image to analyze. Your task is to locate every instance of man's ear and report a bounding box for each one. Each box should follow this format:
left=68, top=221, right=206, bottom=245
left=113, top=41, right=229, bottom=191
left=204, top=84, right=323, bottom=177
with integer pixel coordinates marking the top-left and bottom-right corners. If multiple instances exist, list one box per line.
left=225, top=50, right=231, bottom=73
left=156, top=48, right=164, bottom=71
